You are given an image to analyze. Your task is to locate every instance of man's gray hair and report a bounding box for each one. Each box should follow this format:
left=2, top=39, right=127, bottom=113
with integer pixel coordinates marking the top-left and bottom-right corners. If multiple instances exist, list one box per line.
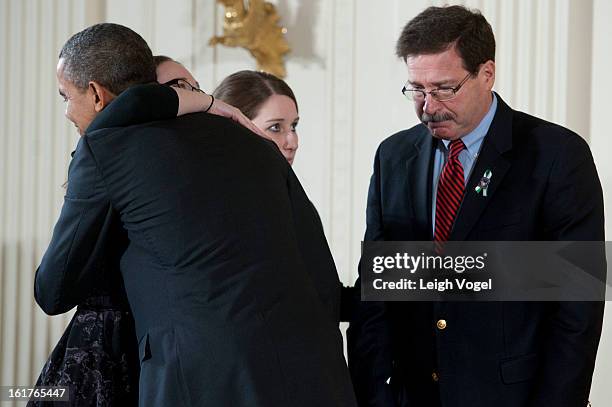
left=59, top=23, right=156, bottom=95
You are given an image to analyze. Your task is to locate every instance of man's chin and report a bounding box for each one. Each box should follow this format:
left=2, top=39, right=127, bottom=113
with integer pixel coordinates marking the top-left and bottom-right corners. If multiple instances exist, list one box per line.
left=427, top=123, right=455, bottom=140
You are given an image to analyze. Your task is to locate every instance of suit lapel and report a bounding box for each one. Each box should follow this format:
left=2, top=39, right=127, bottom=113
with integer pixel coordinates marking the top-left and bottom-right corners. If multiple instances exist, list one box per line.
left=450, top=94, right=514, bottom=241
left=406, top=127, right=436, bottom=240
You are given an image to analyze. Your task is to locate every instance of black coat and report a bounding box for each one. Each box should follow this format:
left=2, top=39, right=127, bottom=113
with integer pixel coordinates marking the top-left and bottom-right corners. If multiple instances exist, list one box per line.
left=35, top=85, right=357, bottom=407
left=347, top=94, right=605, bottom=407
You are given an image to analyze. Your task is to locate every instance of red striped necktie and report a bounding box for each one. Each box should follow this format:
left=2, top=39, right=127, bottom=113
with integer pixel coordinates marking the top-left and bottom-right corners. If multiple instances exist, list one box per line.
left=434, top=139, right=466, bottom=242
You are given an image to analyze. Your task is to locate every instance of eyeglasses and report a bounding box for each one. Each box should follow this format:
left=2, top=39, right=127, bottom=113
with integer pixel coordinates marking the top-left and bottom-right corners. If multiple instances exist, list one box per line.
left=163, top=78, right=204, bottom=93
left=401, top=72, right=472, bottom=102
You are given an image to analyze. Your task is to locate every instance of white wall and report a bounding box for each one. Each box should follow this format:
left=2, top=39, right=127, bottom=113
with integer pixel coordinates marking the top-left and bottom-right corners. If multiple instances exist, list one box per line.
left=1, top=0, right=611, bottom=404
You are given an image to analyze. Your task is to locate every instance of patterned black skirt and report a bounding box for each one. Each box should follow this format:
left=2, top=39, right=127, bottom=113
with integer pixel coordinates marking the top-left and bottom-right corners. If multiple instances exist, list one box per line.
left=29, top=296, right=140, bottom=406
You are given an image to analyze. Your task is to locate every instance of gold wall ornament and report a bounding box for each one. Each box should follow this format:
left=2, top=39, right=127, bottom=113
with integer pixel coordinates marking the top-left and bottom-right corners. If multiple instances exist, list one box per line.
left=209, top=0, right=291, bottom=78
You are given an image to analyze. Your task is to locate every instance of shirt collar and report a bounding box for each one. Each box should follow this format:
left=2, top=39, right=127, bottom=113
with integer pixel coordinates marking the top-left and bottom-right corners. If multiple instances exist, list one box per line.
left=441, top=92, right=498, bottom=157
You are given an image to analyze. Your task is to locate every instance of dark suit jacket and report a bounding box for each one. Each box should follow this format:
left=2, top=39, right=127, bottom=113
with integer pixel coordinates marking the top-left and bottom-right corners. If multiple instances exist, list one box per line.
left=347, top=94, right=605, bottom=407
left=35, top=85, right=357, bottom=407
left=35, top=200, right=129, bottom=313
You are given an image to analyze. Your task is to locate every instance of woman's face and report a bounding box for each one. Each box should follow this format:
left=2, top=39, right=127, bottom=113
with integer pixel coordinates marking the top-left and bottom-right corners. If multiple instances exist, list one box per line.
left=252, top=94, right=299, bottom=165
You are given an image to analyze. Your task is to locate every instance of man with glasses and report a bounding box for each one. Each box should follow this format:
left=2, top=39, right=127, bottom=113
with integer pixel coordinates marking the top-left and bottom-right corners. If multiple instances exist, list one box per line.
left=348, top=5, right=604, bottom=407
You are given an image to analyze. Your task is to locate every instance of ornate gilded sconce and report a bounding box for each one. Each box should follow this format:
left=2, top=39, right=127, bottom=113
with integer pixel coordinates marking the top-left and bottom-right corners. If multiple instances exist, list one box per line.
left=209, top=0, right=291, bottom=78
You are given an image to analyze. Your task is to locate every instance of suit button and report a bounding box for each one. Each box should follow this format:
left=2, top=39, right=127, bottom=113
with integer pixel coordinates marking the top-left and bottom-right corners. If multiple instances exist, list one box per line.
left=436, top=319, right=447, bottom=330
left=432, top=372, right=439, bottom=382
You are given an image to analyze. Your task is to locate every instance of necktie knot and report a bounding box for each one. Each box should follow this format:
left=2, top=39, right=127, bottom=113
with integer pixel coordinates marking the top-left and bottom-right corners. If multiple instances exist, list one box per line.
left=449, top=139, right=466, bottom=159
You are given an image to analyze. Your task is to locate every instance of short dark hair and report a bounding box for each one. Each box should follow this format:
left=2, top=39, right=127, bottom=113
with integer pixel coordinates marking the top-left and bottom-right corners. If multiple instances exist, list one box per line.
left=213, top=70, right=298, bottom=120
left=59, top=23, right=156, bottom=95
left=396, top=5, right=495, bottom=74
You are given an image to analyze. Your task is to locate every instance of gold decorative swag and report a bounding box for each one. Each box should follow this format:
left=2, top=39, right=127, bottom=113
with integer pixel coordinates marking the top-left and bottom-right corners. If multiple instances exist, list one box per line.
left=210, top=0, right=291, bottom=78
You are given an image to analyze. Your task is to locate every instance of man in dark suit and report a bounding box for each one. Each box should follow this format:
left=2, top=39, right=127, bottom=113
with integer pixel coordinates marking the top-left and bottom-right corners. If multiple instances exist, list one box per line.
left=35, top=23, right=357, bottom=406
left=347, top=5, right=605, bottom=407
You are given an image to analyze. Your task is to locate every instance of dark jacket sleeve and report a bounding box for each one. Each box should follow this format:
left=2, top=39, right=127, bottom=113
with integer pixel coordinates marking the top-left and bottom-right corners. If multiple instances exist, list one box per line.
left=34, top=138, right=112, bottom=315
left=347, top=146, right=396, bottom=407
left=529, top=132, right=605, bottom=406
left=86, top=83, right=179, bottom=132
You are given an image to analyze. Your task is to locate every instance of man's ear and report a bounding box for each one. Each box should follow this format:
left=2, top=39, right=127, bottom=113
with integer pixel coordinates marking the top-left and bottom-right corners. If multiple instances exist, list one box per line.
left=480, top=60, right=495, bottom=91
left=88, top=81, right=116, bottom=112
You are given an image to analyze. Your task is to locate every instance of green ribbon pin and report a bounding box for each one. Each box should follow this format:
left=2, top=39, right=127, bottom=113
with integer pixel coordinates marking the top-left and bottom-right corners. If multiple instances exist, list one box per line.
left=475, top=169, right=493, bottom=196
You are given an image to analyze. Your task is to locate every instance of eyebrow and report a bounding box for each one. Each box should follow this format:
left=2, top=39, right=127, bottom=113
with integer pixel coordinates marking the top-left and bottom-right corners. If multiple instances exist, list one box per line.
left=265, top=117, right=300, bottom=123
left=408, top=79, right=456, bottom=88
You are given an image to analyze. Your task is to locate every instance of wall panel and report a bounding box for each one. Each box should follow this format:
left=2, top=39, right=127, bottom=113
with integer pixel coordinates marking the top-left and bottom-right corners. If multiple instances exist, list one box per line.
left=327, top=0, right=355, bottom=281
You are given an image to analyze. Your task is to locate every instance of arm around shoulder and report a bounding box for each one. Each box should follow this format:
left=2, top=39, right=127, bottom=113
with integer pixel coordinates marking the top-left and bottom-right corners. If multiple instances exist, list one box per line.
left=88, top=83, right=179, bottom=131
left=34, top=138, right=114, bottom=315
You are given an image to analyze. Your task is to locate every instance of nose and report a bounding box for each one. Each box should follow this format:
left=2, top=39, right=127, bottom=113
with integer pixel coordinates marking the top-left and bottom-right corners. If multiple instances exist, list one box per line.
left=423, top=93, right=441, bottom=115
left=284, top=131, right=298, bottom=151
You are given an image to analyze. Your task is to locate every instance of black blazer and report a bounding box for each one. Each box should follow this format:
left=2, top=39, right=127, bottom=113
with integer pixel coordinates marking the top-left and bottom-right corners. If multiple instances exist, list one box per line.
left=36, top=85, right=357, bottom=407
left=347, top=94, right=605, bottom=407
